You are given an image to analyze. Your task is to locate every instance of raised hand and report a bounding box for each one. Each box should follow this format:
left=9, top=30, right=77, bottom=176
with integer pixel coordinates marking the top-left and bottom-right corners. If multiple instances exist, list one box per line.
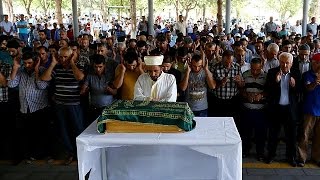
left=276, top=71, right=282, bottom=82
left=34, top=57, right=41, bottom=74
left=289, top=77, right=296, bottom=87
left=221, top=77, right=229, bottom=87
left=233, top=74, right=241, bottom=83
left=13, top=56, right=21, bottom=69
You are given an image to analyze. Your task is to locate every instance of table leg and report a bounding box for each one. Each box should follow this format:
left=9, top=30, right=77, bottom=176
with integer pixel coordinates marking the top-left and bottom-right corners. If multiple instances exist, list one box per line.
left=101, top=148, right=108, bottom=180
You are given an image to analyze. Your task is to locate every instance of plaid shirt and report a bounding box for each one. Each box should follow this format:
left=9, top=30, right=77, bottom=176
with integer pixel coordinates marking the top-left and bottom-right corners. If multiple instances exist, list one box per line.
left=0, top=62, right=12, bottom=102
left=212, top=62, right=242, bottom=100
left=7, top=67, right=49, bottom=113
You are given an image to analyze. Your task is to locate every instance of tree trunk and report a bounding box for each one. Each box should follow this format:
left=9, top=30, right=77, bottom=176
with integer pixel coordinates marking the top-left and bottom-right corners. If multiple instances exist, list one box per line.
left=55, top=0, right=63, bottom=24
left=185, top=10, right=189, bottom=22
left=175, top=0, right=179, bottom=21
left=217, top=0, right=223, bottom=33
left=4, top=0, right=14, bottom=22
left=202, top=4, right=206, bottom=23
left=100, top=0, right=108, bottom=20
left=130, top=0, right=137, bottom=38
left=27, top=3, right=31, bottom=16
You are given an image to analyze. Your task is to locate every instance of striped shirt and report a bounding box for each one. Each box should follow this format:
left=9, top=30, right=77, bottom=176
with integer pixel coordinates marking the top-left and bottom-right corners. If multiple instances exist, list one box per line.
left=53, top=64, right=84, bottom=105
left=242, top=69, right=267, bottom=109
left=7, top=67, right=49, bottom=113
left=213, top=62, right=242, bottom=99
left=0, top=62, right=12, bottom=102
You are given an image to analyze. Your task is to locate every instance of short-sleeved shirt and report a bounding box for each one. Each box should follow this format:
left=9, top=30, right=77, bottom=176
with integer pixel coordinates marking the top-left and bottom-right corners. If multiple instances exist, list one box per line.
left=303, top=70, right=320, bottom=116
left=213, top=62, right=242, bottom=99
left=242, top=70, right=267, bottom=109
left=0, top=20, right=13, bottom=35
left=16, top=20, right=28, bottom=34
left=84, top=72, right=114, bottom=108
left=185, top=69, right=208, bottom=111
left=53, top=64, right=85, bottom=105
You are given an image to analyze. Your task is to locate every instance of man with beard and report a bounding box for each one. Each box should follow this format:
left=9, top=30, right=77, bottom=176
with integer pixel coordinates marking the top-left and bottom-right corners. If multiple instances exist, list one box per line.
left=8, top=51, right=51, bottom=164
left=179, top=53, right=216, bottom=116
left=134, top=55, right=177, bottom=102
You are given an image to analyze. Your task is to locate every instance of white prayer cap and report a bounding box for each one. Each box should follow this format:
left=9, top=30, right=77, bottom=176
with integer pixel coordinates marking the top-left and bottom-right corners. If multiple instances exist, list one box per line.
left=144, top=55, right=164, bottom=66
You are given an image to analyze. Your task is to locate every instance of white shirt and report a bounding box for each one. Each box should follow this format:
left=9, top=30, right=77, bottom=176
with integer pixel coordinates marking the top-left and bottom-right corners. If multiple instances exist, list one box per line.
left=175, top=21, right=187, bottom=36
left=134, top=72, right=177, bottom=102
left=101, top=22, right=109, bottom=31
left=290, top=25, right=302, bottom=35
left=0, top=20, right=13, bottom=35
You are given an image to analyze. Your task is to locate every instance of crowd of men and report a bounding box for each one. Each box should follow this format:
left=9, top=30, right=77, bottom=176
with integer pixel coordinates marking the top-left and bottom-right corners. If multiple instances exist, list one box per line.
left=0, top=13, right=320, bottom=168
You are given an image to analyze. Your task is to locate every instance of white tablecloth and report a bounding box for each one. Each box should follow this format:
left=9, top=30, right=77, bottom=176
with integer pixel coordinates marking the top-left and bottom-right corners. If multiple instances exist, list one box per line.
left=76, top=117, right=242, bottom=180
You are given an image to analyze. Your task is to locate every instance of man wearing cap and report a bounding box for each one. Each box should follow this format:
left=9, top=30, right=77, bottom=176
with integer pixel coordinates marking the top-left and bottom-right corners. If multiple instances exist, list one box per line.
left=297, top=53, right=320, bottom=167
left=0, top=15, right=13, bottom=36
left=134, top=55, right=177, bottom=102
left=234, top=33, right=241, bottom=43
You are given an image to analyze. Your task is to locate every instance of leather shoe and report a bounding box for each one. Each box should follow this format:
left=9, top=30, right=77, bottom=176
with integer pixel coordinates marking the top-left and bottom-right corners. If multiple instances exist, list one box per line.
left=297, top=161, right=305, bottom=167
left=257, top=154, right=264, bottom=162
left=287, top=158, right=297, bottom=167
left=25, top=157, right=36, bottom=164
left=265, top=156, right=274, bottom=164
left=64, top=155, right=74, bottom=166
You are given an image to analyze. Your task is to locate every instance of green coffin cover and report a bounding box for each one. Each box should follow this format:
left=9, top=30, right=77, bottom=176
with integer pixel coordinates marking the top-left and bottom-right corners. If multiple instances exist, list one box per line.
left=97, top=100, right=195, bottom=133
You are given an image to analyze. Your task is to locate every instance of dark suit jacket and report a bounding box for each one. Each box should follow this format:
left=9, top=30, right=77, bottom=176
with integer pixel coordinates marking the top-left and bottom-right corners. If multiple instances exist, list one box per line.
left=292, top=57, right=311, bottom=75
left=265, top=67, right=301, bottom=122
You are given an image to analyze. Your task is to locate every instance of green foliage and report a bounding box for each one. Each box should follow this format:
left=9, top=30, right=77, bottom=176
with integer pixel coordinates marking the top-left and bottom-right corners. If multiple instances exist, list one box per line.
left=309, top=0, right=319, bottom=19
left=266, top=0, right=302, bottom=22
left=232, top=0, right=248, bottom=18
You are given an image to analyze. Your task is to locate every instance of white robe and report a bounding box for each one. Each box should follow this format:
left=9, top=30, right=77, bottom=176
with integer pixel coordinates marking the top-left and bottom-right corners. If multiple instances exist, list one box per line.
left=134, top=72, right=177, bottom=102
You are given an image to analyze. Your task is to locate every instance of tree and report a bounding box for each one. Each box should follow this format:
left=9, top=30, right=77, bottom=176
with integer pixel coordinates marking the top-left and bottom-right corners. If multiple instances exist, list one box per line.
left=21, top=0, right=34, bottom=16
left=37, top=0, right=51, bottom=15
left=3, top=0, right=14, bottom=22
left=55, top=0, right=62, bottom=24
left=130, top=0, right=137, bottom=38
left=217, top=0, right=223, bottom=33
left=309, top=0, right=320, bottom=20
left=232, top=0, right=248, bottom=19
left=266, top=0, right=302, bottom=23
left=180, top=0, right=198, bottom=21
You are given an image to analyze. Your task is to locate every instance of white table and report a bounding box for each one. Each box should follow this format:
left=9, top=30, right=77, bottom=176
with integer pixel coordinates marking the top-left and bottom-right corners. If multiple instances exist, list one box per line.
left=76, top=117, right=242, bottom=180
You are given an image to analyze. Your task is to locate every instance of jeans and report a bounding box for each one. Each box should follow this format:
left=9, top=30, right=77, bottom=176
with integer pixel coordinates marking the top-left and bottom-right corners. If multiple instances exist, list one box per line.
left=55, top=104, right=84, bottom=154
left=19, top=33, right=28, bottom=44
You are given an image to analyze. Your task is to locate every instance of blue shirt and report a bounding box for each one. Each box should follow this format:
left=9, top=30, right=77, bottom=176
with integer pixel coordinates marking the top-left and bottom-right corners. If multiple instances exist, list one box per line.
left=16, top=20, right=28, bottom=34
left=303, top=70, right=320, bottom=116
